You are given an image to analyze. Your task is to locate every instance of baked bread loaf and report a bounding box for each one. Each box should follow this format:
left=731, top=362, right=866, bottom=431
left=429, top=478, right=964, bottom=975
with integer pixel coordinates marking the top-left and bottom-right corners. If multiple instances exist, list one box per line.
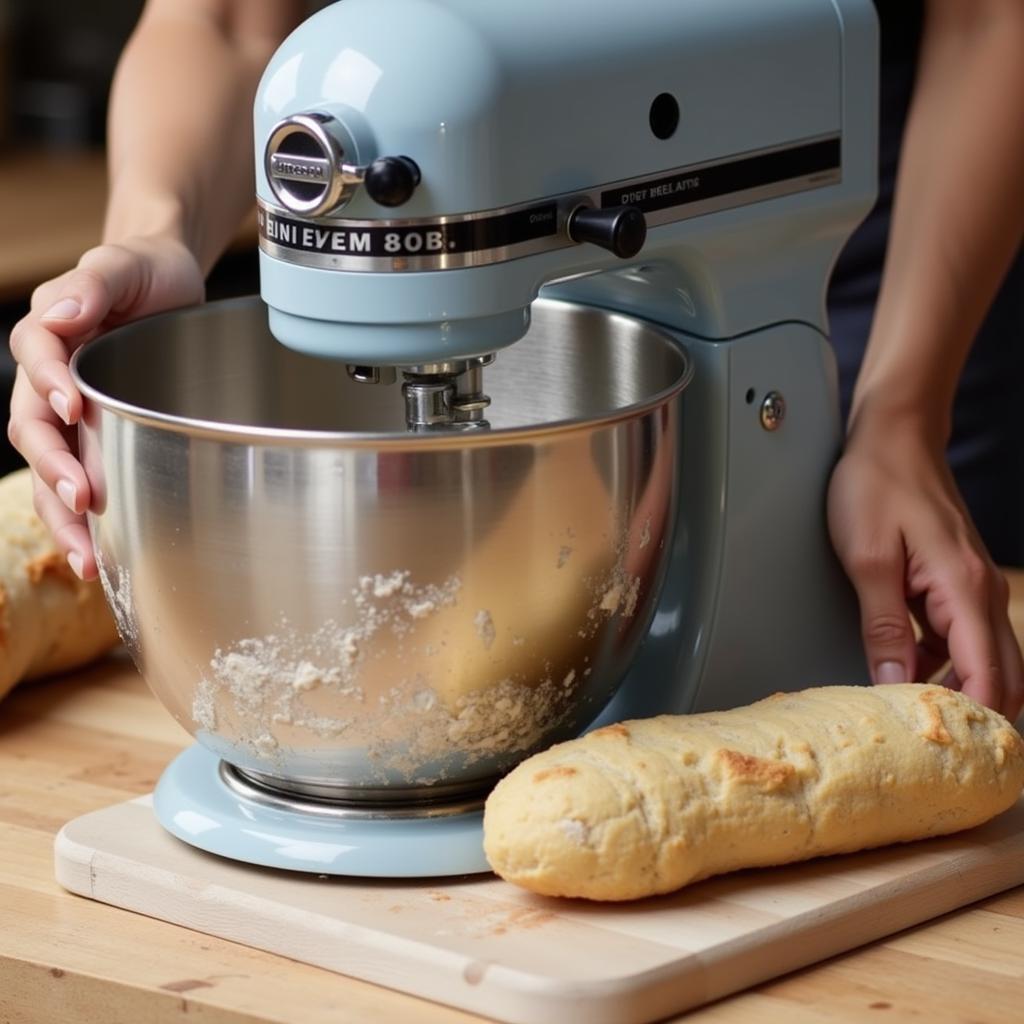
left=483, top=684, right=1024, bottom=901
left=0, top=469, right=120, bottom=701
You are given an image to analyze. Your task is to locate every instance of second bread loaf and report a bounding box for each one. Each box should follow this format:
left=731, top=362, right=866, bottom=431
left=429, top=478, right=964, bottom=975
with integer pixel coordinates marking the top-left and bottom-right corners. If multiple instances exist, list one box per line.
left=0, top=469, right=120, bottom=701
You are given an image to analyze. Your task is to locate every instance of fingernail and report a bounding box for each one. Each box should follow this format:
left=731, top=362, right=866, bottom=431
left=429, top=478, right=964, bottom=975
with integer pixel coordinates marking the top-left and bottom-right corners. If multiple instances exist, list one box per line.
left=876, top=661, right=906, bottom=685
left=56, top=478, right=78, bottom=513
left=48, top=390, right=71, bottom=425
left=42, top=298, right=81, bottom=320
left=67, top=551, right=84, bottom=579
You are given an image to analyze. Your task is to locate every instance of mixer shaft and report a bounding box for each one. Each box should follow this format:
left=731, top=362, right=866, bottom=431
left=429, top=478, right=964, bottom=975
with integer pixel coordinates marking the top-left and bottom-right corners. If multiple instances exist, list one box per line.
left=401, top=355, right=494, bottom=431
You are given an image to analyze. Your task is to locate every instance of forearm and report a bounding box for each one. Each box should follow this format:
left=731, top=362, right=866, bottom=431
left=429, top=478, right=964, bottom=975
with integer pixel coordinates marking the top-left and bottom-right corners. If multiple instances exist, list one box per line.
left=850, top=0, right=1024, bottom=445
left=104, top=0, right=302, bottom=272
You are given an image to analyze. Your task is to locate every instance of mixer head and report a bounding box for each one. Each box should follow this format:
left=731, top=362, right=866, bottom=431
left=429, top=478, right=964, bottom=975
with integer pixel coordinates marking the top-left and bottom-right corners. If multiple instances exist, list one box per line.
left=260, top=101, right=644, bottom=430
left=265, top=111, right=496, bottom=430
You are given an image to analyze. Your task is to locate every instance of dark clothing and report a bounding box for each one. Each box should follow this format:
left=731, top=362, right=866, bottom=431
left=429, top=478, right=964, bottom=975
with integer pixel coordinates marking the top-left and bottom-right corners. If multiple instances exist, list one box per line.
left=828, top=1, right=1024, bottom=564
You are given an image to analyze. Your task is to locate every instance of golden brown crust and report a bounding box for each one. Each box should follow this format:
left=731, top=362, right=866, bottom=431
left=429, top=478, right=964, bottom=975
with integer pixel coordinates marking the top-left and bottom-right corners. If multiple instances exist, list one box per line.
left=716, top=748, right=797, bottom=791
left=918, top=688, right=954, bottom=745
left=999, top=728, right=1024, bottom=753
left=483, top=684, right=1024, bottom=902
left=532, top=766, right=578, bottom=783
left=992, top=728, right=1023, bottom=768
left=1, top=469, right=120, bottom=699
left=24, top=551, right=79, bottom=588
left=591, top=723, right=631, bottom=740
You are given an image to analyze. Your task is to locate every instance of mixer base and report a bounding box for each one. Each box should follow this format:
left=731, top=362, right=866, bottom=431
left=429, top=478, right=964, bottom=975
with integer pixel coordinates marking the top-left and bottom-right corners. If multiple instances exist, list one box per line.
left=153, top=745, right=490, bottom=877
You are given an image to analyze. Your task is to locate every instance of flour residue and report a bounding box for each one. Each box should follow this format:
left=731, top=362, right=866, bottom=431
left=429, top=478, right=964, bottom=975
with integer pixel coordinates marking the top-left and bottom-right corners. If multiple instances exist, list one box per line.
left=600, top=582, right=624, bottom=614
left=594, top=571, right=641, bottom=621
left=558, top=818, right=590, bottom=845
left=474, top=609, right=496, bottom=650
left=292, top=660, right=336, bottom=692
left=191, top=570, right=462, bottom=759
left=639, top=517, right=651, bottom=550
left=353, top=571, right=462, bottom=638
left=622, top=576, right=641, bottom=618
left=96, top=552, right=138, bottom=653
left=362, top=571, right=406, bottom=599
left=185, top=524, right=650, bottom=783
left=192, top=677, right=217, bottom=731
left=372, top=672, right=578, bottom=778
left=574, top=524, right=645, bottom=641
left=254, top=733, right=279, bottom=756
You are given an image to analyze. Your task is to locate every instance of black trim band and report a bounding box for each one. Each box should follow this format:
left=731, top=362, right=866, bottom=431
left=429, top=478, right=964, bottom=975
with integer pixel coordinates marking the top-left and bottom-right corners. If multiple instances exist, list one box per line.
left=258, top=134, right=841, bottom=271
left=600, top=137, right=841, bottom=214
left=259, top=201, right=558, bottom=259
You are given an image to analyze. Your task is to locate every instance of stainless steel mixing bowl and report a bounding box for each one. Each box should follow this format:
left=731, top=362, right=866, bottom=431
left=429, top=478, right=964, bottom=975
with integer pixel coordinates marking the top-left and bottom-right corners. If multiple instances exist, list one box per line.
left=72, top=297, right=689, bottom=802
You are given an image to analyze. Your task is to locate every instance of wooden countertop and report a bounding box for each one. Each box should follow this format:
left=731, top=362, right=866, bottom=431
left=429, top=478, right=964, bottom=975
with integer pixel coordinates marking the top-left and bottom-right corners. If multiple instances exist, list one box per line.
left=0, top=151, right=108, bottom=304
left=4, top=579, right=1024, bottom=1023
left=0, top=150, right=255, bottom=304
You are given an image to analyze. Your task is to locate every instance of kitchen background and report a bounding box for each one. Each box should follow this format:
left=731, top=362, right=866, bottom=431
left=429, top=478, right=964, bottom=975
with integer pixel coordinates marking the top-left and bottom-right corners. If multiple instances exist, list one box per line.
left=0, top=0, right=260, bottom=476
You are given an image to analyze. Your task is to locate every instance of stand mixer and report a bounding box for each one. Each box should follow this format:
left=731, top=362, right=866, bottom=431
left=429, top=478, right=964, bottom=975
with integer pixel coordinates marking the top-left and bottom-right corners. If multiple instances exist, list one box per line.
left=71, top=0, right=877, bottom=877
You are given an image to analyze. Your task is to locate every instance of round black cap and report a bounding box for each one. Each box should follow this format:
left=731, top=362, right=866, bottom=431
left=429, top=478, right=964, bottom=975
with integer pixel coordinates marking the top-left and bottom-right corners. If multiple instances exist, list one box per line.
left=364, top=156, right=421, bottom=207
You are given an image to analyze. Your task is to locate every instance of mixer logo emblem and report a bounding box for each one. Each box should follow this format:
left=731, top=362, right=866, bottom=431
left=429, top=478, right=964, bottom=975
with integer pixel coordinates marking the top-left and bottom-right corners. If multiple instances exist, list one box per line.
left=269, top=153, right=330, bottom=184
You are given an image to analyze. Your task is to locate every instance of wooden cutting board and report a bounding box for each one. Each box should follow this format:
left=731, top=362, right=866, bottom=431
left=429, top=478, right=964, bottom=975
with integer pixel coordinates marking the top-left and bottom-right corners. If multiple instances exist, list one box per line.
left=54, top=795, right=1024, bottom=1024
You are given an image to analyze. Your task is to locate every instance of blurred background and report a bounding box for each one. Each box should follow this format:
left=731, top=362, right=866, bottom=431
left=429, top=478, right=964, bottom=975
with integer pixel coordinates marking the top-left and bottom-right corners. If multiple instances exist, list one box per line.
left=0, top=0, right=258, bottom=476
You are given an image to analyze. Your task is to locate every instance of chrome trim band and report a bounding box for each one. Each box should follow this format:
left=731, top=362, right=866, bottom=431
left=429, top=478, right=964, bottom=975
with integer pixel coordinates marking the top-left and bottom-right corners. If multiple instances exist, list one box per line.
left=219, top=760, right=488, bottom=820
left=258, top=133, right=841, bottom=273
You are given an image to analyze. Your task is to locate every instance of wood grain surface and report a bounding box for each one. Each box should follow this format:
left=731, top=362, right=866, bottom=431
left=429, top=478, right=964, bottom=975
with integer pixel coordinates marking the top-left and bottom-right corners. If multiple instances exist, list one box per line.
left=4, top=580, right=1024, bottom=1023
left=52, top=794, right=1024, bottom=1024
left=0, top=150, right=256, bottom=304
left=0, top=152, right=107, bottom=304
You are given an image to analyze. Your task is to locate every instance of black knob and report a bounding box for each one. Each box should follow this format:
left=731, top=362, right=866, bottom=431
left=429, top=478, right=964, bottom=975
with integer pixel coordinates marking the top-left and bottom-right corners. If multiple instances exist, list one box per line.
left=364, top=156, right=421, bottom=207
left=568, top=205, right=647, bottom=258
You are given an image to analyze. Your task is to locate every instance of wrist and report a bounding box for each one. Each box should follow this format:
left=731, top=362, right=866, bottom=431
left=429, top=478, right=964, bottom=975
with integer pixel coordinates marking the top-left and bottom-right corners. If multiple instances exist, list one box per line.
left=846, top=391, right=952, bottom=457
left=843, top=401, right=946, bottom=462
left=102, top=186, right=192, bottom=252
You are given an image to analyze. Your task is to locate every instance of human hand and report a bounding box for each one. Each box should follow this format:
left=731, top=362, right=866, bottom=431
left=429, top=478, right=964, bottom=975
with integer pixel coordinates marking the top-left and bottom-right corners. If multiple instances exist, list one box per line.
left=7, top=236, right=204, bottom=580
left=827, top=418, right=1024, bottom=720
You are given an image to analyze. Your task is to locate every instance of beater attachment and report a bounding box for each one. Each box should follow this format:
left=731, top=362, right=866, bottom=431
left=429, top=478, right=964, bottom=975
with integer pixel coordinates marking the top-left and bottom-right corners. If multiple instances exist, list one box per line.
left=349, top=355, right=494, bottom=431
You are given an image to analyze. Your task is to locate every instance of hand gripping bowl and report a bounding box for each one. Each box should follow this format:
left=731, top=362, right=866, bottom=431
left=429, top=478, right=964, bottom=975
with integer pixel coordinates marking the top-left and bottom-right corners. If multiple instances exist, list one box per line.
left=71, top=297, right=690, bottom=808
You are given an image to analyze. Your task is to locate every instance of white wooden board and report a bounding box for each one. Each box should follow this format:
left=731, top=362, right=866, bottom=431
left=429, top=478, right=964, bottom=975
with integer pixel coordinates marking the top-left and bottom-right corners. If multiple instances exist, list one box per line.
left=55, top=796, right=1024, bottom=1024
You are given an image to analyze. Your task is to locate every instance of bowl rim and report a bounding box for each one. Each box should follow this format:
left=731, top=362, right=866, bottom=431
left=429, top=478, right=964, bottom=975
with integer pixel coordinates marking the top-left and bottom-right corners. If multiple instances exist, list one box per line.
left=70, top=296, right=693, bottom=449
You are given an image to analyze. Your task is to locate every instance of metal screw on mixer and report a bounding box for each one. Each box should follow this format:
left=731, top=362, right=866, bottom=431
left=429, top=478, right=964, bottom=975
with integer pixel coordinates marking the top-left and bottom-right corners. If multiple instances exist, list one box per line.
left=346, top=365, right=397, bottom=386
left=760, top=391, right=786, bottom=431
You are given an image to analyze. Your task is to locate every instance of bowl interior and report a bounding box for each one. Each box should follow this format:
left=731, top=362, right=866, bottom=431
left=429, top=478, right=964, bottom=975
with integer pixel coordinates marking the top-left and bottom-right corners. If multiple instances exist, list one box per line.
left=73, top=296, right=689, bottom=437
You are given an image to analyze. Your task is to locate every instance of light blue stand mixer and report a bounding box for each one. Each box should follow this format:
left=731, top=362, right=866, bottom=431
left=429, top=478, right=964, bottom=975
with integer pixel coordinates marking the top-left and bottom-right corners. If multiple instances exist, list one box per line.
left=75, top=0, right=877, bottom=877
